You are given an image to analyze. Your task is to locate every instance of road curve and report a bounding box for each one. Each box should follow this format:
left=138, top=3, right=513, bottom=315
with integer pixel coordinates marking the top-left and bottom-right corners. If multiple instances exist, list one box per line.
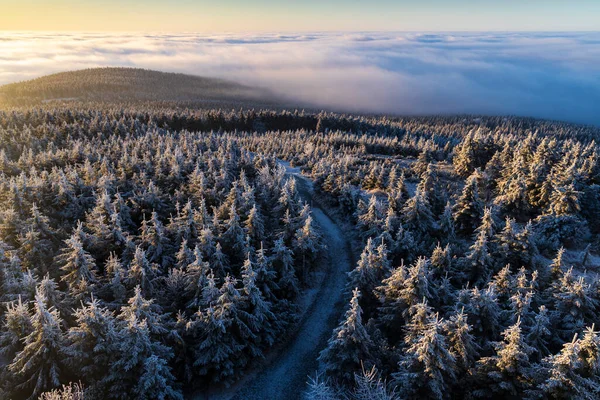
left=229, top=161, right=352, bottom=400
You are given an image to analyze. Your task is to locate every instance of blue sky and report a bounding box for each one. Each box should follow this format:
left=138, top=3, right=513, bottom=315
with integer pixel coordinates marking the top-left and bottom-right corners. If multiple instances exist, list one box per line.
left=1, top=32, right=599, bottom=125
left=2, top=0, right=599, bottom=31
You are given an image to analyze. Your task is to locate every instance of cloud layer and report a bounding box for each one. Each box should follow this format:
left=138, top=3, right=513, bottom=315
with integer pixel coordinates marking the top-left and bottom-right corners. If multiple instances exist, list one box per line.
left=1, top=32, right=599, bottom=125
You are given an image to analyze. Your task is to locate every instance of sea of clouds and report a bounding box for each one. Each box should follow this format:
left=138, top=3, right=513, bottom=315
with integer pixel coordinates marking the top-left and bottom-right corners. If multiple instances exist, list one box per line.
left=0, top=32, right=599, bottom=125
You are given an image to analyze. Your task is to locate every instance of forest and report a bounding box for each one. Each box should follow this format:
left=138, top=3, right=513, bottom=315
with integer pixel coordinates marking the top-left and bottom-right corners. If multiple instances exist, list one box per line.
left=0, top=69, right=600, bottom=399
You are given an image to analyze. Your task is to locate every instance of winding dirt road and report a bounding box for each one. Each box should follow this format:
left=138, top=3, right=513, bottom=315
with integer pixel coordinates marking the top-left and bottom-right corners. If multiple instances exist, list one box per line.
left=225, top=162, right=352, bottom=400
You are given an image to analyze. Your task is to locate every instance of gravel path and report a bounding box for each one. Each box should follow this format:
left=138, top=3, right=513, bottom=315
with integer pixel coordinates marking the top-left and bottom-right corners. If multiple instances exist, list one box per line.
left=227, top=162, right=352, bottom=400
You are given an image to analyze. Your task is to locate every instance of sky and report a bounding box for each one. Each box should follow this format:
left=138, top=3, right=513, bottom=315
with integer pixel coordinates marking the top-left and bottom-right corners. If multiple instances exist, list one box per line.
left=1, top=32, right=599, bottom=125
left=1, top=1, right=600, bottom=32
left=0, top=2, right=599, bottom=125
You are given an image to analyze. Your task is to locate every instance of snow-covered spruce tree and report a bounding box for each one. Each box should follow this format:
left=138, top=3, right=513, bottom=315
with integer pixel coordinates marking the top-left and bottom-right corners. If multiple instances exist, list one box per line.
left=66, top=296, right=119, bottom=389
left=252, top=244, right=279, bottom=303
left=392, top=224, right=418, bottom=264
left=244, top=204, right=265, bottom=247
left=7, top=293, right=67, bottom=400
left=192, top=275, right=255, bottom=383
left=118, top=285, right=167, bottom=336
left=443, top=308, right=479, bottom=373
left=271, top=236, right=299, bottom=299
left=293, top=214, right=322, bottom=282
left=375, top=257, right=433, bottom=339
left=525, top=305, right=551, bottom=361
left=56, top=232, right=97, bottom=300
left=319, top=288, right=375, bottom=384
left=241, top=254, right=277, bottom=351
left=38, top=381, right=85, bottom=400
left=471, top=318, right=535, bottom=398
left=401, top=185, right=435, bottom=241
left=222, top=204, right=247, bottom=263
left=438, top=201, right=456, bottom=244
left=348, top=238, right=390, bottom=304
left=496, top=219, right=539, bottom=271
left=103, top=253, right=127, bottom=305
left=184, top=245, right=210, bottom=310
left=551, top=267, right=598, bottom=339
left=358, top=196, right=383, bottom=239
left=175, top=239, right=194, bottom=270
left=140, top=211, right=173, bottom=270
left=456, top=285, right=501, bottom=348
left=393, top=312, right=457, bottom=399
left=453, top=172, right=484, bottom=236
left=103, top=312, right=180, bottom=400
left=458, top=225, right=493, bottom=287
left=127, top=246, right=156, bottom=297
left=0, top=296, right=33, bottom=363
left=536, top=326, right=600, bottom=399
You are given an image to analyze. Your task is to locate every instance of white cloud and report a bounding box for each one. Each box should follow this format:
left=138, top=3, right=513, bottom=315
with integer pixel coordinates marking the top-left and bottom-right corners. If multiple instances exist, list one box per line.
left=0, top=31, right=599, bottom=125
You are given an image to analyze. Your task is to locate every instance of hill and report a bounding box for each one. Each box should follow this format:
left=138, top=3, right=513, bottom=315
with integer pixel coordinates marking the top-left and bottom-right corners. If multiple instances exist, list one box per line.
left=0, top=67, right=277, bottom=107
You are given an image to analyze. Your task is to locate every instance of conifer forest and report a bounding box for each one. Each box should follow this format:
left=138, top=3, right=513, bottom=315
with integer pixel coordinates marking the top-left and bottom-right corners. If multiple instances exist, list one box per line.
left=0, top=68, right=600, bottom=400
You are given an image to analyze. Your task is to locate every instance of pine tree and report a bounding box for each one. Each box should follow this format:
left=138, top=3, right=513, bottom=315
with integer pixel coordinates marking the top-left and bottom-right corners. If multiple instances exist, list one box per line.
left=459, top=219, right=494, bottom=286
left=319, top=289, right=375, bottom=384
left=293, top=215, right=321, bottom=281
left=134, top=354, right=183, bottom=400
left=375, top=257, right=432, bottom=339
left=66, top=296, right=118, bottom=386
left=105, top=253, right=127, bottom=304
left=444, top=308, right=479, bottom=372
left=175, top=239, right=194, bottom=270
left=0, top=296, right=33, bottom=362
left=271, top=237, right=298, bottom=299
left=457, top=286, right=501, bottom=345
left=140, top=211, right=173, bottom=270
left=192, top=276, right=255, bottom=383
left=393, top=313, right=457, bottom=400
left=548, top=183, right=581, bottom=216
left=401, top=185, right=435, bottom=238
left=185, top=246, right=210, bottom=309
left=7, top=293, right=67, bottom=400
left=349, top=238, right=390, bottom=300
left=56, top=233, right=97, bottom=299
left=241, top=254, right=276, bottom=351
left=358, top=196, right=382, bottom=239
left=453, top=173, right=484, bottom=235
left=222, top=204, right=246, bottom=261
left=537, top=326, right=600, bottom=399
left=104, top=313, right=179, bottom=399
left=244, top=204, right=265, bottom=246
left=526, top=305, right=551, bottom=361
left=438, top=201, right=456, bottom=243
left=118, top=285, right=167, bottom=336
left=252, top=244, right=279, bottom=302
left=552, top=268, right=598, bottom=337
left=472, top=318, right=535, bottom=398
left=127, top=246, right=156, bottom=297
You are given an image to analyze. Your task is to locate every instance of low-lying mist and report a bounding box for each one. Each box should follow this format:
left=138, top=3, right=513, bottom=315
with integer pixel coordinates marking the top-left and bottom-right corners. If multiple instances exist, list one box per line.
left=1, top=31, right=599, bottom=125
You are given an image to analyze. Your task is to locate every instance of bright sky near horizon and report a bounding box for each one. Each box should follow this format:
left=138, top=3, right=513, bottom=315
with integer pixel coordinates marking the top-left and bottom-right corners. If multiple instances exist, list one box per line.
left=1, top=0, right=599, bottom=32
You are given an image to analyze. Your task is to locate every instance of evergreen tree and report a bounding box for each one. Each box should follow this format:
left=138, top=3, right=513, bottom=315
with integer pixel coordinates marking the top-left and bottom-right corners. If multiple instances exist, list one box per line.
left=453, top=173, right=484, bottom=235
left=56, top=233, right=97, bottom=300
left=192, top=276, right=255, bottom=383
left=472, top=318, right=535, bottom=398
left=271, top=237, right=298, bottom=299
left=7, top=293, right=67, bottom=400
left=393, top=313, right=457, bottom=399
left=319, top=289, right=375, bottom=384
left=0, top=296, right=33, bottom=362
left=66, top=296, right=118, bottom=387
left=127, top=247, right=156, bottom=297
